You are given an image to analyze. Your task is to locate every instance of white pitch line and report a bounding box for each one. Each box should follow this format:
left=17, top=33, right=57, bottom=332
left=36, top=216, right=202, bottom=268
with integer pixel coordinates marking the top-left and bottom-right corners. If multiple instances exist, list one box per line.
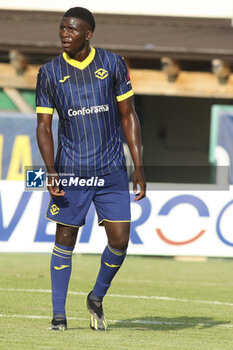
left=0, top=287, right=233, bottom=307
left=0, top=313, right=232, bottom=328
left=119, top=279, right=233, bottom=287
left=0, top=314, right=85, bottom=320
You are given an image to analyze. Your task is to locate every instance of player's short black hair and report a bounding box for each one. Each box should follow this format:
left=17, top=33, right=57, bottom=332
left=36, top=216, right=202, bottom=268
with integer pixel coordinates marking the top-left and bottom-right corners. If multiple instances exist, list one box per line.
left=63, top=7, right=95, bottom=32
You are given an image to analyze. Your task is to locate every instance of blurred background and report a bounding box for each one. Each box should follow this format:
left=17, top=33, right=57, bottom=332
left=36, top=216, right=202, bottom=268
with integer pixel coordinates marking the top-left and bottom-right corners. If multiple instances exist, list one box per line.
left=1, top=0, right=233, bottom=256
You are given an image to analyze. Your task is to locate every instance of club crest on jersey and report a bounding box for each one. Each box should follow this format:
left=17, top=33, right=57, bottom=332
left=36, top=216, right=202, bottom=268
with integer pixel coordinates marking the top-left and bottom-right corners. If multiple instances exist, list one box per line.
left=50, top=204, right=60, bottom=215
left=95, top=68, right=108, bottom=80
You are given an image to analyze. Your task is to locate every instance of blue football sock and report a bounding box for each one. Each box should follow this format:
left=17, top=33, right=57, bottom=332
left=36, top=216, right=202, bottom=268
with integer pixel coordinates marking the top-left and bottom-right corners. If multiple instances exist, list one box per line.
left=50, top=243, right=73, bottom=318
left=93, top=244, right=126, bottom=298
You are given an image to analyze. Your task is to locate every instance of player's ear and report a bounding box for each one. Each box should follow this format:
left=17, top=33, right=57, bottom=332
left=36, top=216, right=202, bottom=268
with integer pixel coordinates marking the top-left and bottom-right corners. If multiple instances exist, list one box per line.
left=86, top=30, right=93, bottom=41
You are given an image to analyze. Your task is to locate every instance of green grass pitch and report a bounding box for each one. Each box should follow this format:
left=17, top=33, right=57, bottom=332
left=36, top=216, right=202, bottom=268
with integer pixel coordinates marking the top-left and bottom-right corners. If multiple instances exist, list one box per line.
left=1, top=253, right=233, bottom=349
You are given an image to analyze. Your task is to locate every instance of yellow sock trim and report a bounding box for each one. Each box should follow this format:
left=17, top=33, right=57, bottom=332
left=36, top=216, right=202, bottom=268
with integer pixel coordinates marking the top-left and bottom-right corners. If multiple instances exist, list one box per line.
left=107, top=244, right=126, bottom=256
left=52, top=252, right=71, bottom=259
left=54, top=245, right=72, bottom=255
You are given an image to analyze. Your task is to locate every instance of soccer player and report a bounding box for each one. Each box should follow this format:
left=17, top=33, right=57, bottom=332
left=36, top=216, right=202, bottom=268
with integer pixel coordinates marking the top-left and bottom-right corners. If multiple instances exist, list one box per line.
left=36, top=7, right=146, bottom=331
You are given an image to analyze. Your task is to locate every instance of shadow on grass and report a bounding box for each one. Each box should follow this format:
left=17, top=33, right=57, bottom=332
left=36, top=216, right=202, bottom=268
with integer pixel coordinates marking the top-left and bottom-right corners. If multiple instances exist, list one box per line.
left=66, top=327, right=87, bottom=331
left=110, top=316, right=231, bottom=331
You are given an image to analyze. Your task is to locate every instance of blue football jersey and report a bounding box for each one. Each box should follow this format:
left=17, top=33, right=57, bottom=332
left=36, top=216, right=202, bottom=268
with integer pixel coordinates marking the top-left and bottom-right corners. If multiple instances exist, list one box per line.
left=36, top=47, right=134, bottom=176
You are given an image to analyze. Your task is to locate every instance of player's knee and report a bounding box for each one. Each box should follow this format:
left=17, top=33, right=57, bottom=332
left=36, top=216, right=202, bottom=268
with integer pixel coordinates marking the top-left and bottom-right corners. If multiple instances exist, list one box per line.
left=59, top=233, right=74, bottom=246
left=109, top=234, right=129, bottom=251
left=56, top=224, right=78, bottom=247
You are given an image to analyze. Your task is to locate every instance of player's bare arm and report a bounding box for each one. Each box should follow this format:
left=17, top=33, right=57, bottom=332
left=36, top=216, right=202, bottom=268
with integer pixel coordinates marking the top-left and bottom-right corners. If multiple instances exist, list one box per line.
left=36, top=113, right=65, bottom=197
left=119, top=96, right=146, bottom=200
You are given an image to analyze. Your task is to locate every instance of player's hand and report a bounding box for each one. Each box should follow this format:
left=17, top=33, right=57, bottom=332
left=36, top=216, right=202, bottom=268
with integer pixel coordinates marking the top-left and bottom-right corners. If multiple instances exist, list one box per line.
left=132, top=166, right=146, bottom=201
left=47, top=172, right=65, bottom=197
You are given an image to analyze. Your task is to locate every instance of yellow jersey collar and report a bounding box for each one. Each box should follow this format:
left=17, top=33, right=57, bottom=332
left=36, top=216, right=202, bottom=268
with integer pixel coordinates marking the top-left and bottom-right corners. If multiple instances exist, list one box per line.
left=63, top=46, right=95, bottom=70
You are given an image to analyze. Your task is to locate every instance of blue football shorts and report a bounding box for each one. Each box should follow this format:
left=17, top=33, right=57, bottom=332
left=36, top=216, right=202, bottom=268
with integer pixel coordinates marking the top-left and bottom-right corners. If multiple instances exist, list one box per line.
left=46, top=169, right=131, bottom=227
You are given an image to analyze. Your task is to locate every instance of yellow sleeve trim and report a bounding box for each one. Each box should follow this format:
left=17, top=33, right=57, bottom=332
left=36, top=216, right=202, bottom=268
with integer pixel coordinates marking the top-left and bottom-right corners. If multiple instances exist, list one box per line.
left=116, top=90, right=134, bottom=102
left=36, top=107, right=54, bottom=115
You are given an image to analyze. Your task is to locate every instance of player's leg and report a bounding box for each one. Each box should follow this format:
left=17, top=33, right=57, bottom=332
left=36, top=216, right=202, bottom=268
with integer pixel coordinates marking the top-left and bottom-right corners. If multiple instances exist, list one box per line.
left=50, top=224, right=78, bottom=330
left=87, top=169, right=130, bottom=330
left=86, top=222, right=130, bottom=330
left=46, top=175, right=95, bottom=330
left=92, top=221, right=129, bottom=297
left=46, top=179, right=95, bottom=329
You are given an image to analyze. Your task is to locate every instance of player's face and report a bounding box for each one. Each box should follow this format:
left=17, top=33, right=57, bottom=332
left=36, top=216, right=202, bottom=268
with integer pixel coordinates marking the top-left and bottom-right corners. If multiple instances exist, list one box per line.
left=59, top=17, right=93, bottom=57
